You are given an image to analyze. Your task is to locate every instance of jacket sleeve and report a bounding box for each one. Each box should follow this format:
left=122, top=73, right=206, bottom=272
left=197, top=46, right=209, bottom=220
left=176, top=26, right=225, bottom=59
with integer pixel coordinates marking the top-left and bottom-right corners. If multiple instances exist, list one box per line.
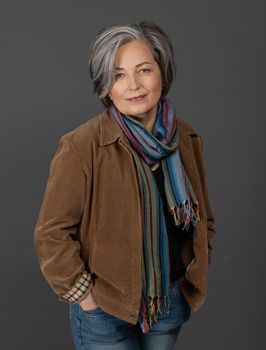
left=33, top=134, right=93, bottom=304
left=197, top=134, right=216, bottom=265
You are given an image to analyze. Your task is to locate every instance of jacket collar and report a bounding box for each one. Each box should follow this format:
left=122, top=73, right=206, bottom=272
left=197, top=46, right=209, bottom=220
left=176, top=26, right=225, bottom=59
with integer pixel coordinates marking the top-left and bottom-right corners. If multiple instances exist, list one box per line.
left=99, top=110, right=123, bottom=146
left=99, top=109, right=198, bottom=147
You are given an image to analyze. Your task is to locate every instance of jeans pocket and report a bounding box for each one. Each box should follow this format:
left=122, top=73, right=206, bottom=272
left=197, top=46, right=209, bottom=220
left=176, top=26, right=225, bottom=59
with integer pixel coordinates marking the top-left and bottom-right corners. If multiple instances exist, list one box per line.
left=78, top=303, right=112, bottom=319
left=74, top=303, right=134, bottom=344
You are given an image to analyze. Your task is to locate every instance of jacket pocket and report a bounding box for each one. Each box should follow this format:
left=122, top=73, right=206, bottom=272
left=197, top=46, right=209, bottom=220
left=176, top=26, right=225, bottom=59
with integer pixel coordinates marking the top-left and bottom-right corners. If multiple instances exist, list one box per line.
left=91, top=270, right=127, bottom=296
left=90, top=241, right=127, bottom=297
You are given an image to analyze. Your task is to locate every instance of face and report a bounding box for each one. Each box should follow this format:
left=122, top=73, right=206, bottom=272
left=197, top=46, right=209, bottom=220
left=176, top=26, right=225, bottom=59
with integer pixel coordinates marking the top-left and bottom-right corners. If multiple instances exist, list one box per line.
left=108, top=40, right=163, bottom=127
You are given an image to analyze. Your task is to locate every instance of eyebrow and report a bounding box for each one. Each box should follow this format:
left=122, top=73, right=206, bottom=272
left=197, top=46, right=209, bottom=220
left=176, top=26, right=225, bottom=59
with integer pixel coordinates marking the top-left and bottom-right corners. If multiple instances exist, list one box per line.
left=115, top=61, right=152, bottom=70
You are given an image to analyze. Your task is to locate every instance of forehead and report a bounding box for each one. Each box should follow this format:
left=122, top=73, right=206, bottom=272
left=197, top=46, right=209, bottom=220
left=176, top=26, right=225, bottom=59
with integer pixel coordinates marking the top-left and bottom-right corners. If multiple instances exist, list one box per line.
left=115, top=40, right=155, bottom=66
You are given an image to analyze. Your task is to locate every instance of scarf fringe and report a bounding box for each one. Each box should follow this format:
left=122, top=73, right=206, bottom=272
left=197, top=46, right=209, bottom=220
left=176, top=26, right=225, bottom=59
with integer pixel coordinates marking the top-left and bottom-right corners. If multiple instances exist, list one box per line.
left=139, top=294, right=171, bottom=333
left=169, top=200, right=200, bottom=229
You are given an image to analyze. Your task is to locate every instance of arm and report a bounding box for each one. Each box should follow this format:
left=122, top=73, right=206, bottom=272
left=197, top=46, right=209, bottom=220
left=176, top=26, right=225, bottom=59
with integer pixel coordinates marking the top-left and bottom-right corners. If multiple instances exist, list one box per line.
left=197, top=134, right=216, bottom=265
left=33, top=134, right=93, bottom=303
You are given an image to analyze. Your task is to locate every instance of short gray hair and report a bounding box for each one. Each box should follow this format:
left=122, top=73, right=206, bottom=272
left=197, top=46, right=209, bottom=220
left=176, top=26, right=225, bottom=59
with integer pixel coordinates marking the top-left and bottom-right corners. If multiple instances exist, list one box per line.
left=87, top=21, right=177, bottom=108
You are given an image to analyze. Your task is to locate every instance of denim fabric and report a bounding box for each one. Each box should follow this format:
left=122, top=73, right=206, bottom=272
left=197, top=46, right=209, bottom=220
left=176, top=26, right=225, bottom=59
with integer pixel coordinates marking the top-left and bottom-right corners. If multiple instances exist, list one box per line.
left=69, top=280, right=191, bottom=350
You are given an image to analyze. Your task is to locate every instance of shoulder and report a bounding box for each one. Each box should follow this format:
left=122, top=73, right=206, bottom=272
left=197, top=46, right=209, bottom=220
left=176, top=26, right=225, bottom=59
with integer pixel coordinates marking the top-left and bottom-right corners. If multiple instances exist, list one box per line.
left=176, top=116, right=203, bottom=152
left=53, top=112, right=103, bottom=171
left=176, top=116, right=200, bottom=136
left=61, top=113, right=101, bottom=147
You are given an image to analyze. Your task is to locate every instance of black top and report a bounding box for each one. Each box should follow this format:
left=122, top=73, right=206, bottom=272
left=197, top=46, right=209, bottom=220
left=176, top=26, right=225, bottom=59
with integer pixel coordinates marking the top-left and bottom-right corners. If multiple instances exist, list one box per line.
left=152, top=162, right=192, bottom=282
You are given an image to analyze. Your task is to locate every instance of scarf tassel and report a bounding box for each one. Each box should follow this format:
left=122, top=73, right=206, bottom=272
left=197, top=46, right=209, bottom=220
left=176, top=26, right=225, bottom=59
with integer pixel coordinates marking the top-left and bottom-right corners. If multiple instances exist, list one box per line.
left=169, top=200, right=200, bottom=229
left=139, top=294, right=171, bottom=333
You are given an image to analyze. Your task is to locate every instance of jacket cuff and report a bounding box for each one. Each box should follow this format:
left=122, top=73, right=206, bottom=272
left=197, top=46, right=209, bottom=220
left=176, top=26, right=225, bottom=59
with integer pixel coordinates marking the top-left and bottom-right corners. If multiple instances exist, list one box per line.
left=58, top=271, right=93, bottom=304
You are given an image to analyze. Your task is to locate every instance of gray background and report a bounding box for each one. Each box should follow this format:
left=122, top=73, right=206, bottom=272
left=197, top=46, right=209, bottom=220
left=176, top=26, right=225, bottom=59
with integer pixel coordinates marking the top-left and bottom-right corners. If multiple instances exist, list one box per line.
left=1, top=0, right=265, bottom=349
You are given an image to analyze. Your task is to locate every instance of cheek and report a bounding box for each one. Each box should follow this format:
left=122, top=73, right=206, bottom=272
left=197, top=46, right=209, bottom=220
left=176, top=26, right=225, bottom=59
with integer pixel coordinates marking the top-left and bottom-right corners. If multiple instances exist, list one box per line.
left=150, top=84, right=162, bottom=98
left=111, top=85, right=128, bottom=101
left=150, top=75, right=162, bottom=92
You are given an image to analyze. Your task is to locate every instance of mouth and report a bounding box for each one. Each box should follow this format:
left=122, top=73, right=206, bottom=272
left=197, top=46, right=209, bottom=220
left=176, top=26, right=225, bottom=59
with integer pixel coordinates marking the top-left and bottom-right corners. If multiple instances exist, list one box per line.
left=127, top=95, right=146, bottom=102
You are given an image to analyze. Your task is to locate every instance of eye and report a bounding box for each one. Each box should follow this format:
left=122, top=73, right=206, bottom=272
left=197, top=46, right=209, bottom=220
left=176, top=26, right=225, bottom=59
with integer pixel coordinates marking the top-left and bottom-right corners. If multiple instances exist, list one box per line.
left=114, top=73, right=124, bottom=80
left=139, top=68, right=151, bottom=73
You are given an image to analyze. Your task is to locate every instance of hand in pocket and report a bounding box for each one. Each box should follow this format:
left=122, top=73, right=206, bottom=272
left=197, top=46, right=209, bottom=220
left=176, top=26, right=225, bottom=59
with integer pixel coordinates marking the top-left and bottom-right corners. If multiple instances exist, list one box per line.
left=79, top=292, right=99, bottom=311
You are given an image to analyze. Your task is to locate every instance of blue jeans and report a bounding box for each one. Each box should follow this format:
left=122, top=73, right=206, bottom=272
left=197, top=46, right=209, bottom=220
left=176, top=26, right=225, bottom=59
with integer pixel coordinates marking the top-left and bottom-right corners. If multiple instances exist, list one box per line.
left=69, top=280, right=191, bottom=350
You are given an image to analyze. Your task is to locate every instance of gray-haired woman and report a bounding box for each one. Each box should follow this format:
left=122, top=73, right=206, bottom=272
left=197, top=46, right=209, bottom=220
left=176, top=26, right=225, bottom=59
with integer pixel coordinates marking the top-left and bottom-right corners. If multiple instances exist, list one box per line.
left=34, top=21, right=216, bottom=350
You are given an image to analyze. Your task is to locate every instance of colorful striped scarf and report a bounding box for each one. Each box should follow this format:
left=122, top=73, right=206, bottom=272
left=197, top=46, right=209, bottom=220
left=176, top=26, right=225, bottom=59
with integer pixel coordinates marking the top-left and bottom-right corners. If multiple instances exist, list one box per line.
left=109, top=97, right=200, bottom=333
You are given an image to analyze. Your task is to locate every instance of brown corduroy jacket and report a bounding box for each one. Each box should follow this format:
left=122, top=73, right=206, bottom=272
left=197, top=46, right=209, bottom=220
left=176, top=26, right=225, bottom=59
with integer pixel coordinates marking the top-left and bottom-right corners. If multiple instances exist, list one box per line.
left=33, top=109, right=216, bottom=325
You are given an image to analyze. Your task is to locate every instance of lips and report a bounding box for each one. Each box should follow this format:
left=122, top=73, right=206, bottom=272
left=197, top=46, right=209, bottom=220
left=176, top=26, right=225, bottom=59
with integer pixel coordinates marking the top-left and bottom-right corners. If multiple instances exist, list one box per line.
left=128, top=95, right=146, bottom=101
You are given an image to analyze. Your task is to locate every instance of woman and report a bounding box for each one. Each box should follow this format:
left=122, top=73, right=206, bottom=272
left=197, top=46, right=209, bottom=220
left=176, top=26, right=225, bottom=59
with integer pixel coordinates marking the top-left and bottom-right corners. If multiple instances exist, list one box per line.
left=34, top=21, right=216, bottom=350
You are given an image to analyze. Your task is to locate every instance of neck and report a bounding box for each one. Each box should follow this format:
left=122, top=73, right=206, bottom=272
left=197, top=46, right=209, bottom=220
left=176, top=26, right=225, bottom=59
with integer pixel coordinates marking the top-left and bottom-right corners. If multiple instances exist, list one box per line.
left=132, top=102, right=160, bottom=133
left=141, top=115, right=156, bottom=133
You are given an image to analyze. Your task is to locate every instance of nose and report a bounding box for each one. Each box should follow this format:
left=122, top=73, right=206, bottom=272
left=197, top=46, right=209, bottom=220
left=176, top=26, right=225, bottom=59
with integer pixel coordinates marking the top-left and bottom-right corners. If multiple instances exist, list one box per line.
left=128, top=74, right=139, bottom=91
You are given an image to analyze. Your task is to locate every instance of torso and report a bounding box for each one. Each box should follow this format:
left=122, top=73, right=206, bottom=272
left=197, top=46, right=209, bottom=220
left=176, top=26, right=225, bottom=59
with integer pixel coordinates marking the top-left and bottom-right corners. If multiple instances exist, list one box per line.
left=151, top=161, right=188, bottom=281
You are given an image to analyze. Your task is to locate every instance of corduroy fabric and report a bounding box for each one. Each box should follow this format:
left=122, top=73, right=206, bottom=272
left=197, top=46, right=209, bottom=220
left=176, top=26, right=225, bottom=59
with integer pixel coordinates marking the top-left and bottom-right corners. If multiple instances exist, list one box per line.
left=33, top=107, right=216, bottom=325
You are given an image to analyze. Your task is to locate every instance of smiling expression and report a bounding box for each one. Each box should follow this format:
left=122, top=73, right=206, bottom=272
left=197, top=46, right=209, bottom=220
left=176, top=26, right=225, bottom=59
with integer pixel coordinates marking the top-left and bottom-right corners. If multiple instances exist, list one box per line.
left=108, top=40, right=163, bottom=129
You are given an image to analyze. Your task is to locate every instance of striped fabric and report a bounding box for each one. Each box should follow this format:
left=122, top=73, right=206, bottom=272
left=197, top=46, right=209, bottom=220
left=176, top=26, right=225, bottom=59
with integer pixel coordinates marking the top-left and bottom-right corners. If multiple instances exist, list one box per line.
left=109, top=97, right=200, bottom=333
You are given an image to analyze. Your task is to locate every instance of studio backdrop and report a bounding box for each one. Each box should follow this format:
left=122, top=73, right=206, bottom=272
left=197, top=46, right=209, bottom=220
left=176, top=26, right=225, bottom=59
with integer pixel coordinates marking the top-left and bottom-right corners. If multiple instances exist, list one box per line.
left=0, top=0, right=265, bottom=349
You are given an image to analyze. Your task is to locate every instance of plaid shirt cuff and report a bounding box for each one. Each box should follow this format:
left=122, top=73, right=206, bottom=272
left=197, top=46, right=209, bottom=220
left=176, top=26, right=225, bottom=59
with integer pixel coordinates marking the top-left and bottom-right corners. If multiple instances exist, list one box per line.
left=59, top=271, right=93, bottom=304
